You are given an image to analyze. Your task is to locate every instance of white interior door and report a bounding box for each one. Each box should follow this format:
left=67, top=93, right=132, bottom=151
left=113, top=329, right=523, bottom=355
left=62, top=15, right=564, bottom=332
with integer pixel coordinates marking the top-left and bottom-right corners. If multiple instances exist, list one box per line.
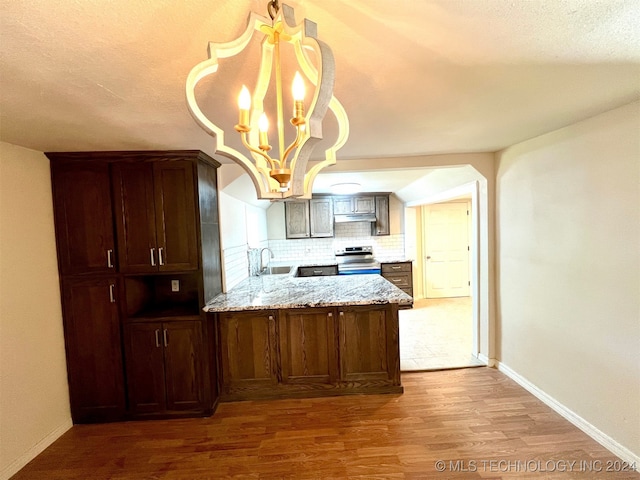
left=423, top=202, right=470, bottom=298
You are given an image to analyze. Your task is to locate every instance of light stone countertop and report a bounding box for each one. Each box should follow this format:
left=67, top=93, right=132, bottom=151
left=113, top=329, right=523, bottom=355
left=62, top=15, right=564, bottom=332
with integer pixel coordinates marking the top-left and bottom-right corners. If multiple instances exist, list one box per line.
left=204, top=273, right=413, bottom=312
left=376, top=258, right=414, bottom=264
left=270, top=260, right=338, bottom=269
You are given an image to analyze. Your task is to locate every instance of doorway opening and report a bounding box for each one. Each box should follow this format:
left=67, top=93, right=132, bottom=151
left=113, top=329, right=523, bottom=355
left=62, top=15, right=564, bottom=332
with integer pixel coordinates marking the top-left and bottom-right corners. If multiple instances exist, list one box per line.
left=400, top=191, right=484, bottom=371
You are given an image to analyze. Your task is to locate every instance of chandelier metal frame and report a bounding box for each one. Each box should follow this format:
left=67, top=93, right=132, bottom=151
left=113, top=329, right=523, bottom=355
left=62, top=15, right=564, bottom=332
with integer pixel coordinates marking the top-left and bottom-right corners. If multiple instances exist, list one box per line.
left=186, top=1, right=349, bottom=199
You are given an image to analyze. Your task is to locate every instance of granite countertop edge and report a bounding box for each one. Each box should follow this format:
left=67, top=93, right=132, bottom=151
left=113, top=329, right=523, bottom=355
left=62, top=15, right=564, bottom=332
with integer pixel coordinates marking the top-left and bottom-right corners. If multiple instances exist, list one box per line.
left=203, top=274, right=413, bottom=313
left=204, top=297, right=408, bottom=313
left=377, top=258, right=414, bottom=264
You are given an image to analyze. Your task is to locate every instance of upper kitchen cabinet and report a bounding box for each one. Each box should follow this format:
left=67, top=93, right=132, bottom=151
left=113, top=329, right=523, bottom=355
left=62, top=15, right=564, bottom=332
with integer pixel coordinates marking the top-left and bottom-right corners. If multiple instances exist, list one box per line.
left=354, top=196, right=376, bottom=214
left=285, top=198, right=334, bottom=239
left=333, top=195, right=375, bottom=215
left=309, top=198, right=334, bottom=237
left=284, top=200, right=310, bottom=238
left=50, top=160, right=116, bottom=275
left=112, top=160, right=198, bottom=273
left=332, top=196, right=352, bottom=215
left=372, top=195, right=390, bottom=236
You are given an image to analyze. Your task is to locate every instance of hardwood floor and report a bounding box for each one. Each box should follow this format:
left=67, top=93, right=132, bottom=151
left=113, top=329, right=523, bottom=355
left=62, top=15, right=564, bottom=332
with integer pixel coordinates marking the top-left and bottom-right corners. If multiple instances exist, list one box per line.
left=13, top=368, right=638, bottom=479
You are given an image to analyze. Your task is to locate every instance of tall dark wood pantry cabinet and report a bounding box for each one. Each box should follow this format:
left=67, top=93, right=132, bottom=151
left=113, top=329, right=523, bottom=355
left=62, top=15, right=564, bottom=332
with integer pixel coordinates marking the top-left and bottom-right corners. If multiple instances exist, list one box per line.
left=48, top=150, right=222, bottom=424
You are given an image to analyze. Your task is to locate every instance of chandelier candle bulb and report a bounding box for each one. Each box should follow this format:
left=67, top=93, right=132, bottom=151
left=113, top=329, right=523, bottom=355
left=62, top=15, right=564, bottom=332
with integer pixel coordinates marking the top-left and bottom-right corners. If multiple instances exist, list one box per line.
left=236, top=86, right=251, bottom=131
left=258, top=113, right=270, bottom=151
left=292, top=72, right=305, bottom=120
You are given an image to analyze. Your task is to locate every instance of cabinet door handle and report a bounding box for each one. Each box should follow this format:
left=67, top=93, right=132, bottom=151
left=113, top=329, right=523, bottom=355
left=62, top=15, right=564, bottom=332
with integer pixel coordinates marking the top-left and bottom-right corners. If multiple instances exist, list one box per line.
left=163, top=329, right=168, bottom=347
left=107, top=249, right=114, bottom=268
left=339, top=311, right=344, bottom=317
left=158, top=247, right=165, bottom=266
left=155, top=329, right=161, bottom=348
left=268, top=315, right=274, bottom=321
left=328, top=312, right=333, bottom=318
left=109, top=284, right=116, bottom=303
left=150, top=248, right=156, bottom=266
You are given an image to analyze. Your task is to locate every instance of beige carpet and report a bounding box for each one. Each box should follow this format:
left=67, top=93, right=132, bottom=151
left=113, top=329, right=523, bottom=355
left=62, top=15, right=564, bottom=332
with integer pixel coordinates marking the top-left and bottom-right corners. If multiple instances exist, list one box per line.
left=399, top=297, right=485, bottom=371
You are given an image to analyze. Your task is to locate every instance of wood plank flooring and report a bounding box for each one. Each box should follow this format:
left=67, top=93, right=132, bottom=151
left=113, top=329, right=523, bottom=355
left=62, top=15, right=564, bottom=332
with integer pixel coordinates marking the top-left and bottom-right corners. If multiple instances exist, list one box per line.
left=12, top=368, right=638, bottom=479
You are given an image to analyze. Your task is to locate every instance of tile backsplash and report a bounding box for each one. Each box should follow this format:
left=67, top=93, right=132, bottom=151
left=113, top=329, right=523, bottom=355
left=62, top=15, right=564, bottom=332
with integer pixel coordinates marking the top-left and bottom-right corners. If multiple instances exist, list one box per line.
left=222, top=240, right=269, bottom=292
left=221, top=222, right=406, bottom=292
left=269, top=221, right=405, bottom=263
left=221, top=244, right=247, bottom=291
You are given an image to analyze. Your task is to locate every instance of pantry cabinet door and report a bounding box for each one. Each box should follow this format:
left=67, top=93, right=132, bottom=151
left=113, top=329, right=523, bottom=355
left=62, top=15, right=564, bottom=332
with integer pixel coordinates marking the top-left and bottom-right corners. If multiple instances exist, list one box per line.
left=163, top=321, right=205, bottom=411
left=51, top=162, right=116, bottom=275
left=153, top=161, right=199, bottom=272
left=124, top=322, right=167, bottom=414
left=62, top=277, right=125, bottom=422
left=112, top=162, right=158, bottom=273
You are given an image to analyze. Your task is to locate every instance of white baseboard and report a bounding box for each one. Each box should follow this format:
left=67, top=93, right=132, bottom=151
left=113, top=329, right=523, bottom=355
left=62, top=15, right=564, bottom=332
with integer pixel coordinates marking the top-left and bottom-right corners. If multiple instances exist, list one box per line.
left=0, top=419, right=72, bottom=480
left=497, top=361, right=639, bottom=471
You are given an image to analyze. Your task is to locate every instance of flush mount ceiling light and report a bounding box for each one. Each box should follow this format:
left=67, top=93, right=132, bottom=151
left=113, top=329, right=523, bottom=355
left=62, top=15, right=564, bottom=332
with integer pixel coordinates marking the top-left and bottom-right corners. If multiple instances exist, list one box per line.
left=186, top=0, right=349, bottom=200
left=330, top=182, right=362, bottom=195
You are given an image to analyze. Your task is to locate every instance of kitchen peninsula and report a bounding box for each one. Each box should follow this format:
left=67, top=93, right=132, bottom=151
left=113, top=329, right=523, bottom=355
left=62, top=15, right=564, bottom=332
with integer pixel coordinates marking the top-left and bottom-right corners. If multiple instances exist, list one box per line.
left=205, top=273, right=412, bottom=401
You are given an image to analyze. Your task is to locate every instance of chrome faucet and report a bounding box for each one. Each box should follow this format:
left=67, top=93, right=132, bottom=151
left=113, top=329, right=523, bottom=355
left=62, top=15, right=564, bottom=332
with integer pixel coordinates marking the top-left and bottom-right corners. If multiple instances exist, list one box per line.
left=259, top=247, right=274, bottom=273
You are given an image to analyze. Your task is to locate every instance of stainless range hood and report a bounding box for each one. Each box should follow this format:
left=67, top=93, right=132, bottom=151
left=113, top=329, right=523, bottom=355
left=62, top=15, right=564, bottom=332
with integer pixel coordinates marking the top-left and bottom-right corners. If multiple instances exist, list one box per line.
left=334, top=213, right=377, bottom=223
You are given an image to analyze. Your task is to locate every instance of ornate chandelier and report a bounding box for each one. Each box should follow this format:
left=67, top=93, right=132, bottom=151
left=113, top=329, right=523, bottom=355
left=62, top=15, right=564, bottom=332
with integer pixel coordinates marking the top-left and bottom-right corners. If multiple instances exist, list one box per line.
left=186, top=0, right=349, bottom=199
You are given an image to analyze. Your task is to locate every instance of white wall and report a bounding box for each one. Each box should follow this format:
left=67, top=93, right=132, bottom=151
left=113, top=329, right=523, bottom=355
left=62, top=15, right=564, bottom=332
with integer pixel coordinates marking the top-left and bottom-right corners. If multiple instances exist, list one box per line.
left=0, top=142, right=72, bottom=479
left=404, top=206, right=421, bottom=295
left=266, top=202, right=286, bottom=240
left=218, top=184, right=269, bottom=291
left=495, top=101, right=640, bottom=459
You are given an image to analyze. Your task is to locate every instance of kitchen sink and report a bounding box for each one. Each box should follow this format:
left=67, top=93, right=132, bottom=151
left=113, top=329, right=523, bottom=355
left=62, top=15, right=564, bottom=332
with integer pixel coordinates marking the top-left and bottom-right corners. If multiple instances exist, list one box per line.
left=262, top=265, right=292, bottom=275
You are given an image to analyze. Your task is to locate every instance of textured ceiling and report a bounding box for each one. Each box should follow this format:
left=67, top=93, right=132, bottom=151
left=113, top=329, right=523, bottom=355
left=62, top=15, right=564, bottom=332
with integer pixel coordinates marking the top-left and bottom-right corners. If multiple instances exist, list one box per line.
left=1, top=0, right=639, bottom=175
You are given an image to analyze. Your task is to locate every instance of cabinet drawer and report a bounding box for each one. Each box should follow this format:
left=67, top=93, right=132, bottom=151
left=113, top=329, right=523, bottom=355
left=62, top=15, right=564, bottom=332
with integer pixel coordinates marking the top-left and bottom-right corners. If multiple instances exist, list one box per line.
left=381, top=262, right=412, bottom=273
left=382, top=273, right=411, bottom=288
left=297, top=265, right=338, bottom=277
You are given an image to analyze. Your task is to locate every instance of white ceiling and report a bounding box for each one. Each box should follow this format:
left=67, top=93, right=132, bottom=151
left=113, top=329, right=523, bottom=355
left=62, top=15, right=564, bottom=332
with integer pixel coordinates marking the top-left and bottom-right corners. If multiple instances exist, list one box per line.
left=312, top=169, right=436, bottom=195
left=1, top=0, right=639, bottom=195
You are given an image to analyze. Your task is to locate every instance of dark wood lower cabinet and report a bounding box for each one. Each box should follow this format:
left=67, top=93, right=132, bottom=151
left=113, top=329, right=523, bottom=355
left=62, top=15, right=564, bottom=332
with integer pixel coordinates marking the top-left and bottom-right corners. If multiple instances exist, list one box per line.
left=215, top=304, right=402, bottom=401
left=217, top=311, right=279, bottom=398
left=279, top=308, right=338, bottom=385
left=163, top=321, right=205, bottom=411
left=61, top=277, right=125, bottom=423
left=381, top=261, right=413, bottom=299
left=125, top=320, right=205, bottom=416
left=339, top=305, right=401, bottom=386
left=296, top=265, right=338, bottom=277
